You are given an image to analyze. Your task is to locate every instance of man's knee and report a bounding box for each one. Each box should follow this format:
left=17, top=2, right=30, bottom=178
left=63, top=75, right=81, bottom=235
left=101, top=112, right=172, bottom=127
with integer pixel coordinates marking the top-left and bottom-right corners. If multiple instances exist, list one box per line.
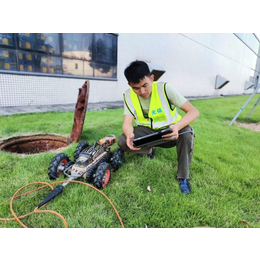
left=178, top=132, right=193, bottom=148
left=181, top=131, right=193, bottom=142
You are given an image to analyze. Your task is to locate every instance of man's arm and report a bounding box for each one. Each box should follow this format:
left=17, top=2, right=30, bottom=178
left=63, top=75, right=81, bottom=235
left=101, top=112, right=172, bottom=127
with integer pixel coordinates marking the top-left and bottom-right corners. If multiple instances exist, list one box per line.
left=122, top=114, right=141, bottom=150
left=163, top=100, right=199, bottom=140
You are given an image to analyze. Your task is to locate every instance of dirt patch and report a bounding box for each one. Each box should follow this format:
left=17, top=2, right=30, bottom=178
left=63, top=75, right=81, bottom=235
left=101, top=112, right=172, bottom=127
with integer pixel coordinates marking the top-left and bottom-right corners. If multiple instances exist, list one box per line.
left=234, top=122, right=260, bottom=132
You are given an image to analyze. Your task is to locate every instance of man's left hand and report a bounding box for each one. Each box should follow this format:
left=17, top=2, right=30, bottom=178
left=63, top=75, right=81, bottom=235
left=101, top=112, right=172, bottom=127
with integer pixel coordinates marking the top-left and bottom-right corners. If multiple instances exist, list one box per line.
left=162, top=124, right=179, bottom=140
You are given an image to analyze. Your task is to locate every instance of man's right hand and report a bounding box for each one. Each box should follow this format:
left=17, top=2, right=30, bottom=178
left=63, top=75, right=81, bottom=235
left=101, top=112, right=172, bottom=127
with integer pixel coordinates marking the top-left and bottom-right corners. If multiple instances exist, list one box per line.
left=126, top=133, right=141, bottom=151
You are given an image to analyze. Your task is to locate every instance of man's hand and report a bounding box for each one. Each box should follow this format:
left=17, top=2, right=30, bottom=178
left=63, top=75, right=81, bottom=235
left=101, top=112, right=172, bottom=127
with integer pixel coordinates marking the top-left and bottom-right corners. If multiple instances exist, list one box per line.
left=123, top=115, right=141, bottom=151
left=126, top=133, right=141, bottom=151
left=161, top=100, right=199, bottom=141
left=162, top=124, right=180, bottom=140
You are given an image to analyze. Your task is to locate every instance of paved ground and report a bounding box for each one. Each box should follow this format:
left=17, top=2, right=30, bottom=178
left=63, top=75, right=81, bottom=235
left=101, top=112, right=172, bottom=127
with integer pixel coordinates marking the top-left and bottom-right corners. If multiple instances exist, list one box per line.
left=0, top=101, right=124, bottom=116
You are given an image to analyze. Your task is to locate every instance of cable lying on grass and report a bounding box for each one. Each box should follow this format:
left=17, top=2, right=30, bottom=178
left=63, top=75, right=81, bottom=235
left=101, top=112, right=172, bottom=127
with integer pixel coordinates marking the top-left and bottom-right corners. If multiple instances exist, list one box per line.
left=0, top=180, right=124, bottom=228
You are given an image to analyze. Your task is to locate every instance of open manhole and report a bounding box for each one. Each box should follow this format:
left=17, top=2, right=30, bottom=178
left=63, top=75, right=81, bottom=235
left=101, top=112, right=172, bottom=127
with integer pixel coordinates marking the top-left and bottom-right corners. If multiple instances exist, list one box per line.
left=0, top=134, right=72, bottom=154
left=0, top=81, right=90, bottom=155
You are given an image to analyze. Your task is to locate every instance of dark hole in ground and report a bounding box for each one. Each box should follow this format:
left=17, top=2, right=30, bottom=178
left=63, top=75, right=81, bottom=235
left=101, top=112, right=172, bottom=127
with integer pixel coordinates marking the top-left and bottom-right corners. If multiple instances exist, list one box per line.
left=0, top=134, right=71, bottom=154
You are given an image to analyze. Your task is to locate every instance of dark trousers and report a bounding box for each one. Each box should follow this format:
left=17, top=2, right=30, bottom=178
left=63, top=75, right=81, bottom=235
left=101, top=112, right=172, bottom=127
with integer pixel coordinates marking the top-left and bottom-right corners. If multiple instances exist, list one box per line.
left=118, top=125, right=195, bottom=179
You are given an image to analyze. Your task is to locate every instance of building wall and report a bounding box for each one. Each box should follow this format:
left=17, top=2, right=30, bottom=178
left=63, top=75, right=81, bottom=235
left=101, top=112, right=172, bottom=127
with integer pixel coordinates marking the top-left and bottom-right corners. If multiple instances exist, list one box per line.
left=0, top=33, right=259, bottom=107
left=0, top=73, right=119, bottom=107
left=118, top=33, right=258, bottom=97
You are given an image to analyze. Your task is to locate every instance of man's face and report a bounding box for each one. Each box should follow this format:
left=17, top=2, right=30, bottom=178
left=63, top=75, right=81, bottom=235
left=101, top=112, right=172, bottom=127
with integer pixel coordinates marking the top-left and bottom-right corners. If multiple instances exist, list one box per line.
left=128, top=75, right=154, bottom=99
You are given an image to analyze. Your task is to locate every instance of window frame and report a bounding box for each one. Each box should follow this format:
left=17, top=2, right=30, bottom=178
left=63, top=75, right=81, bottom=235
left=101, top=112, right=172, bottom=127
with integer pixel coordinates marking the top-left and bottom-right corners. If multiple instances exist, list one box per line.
left=0, top=33, right=118, bottom=81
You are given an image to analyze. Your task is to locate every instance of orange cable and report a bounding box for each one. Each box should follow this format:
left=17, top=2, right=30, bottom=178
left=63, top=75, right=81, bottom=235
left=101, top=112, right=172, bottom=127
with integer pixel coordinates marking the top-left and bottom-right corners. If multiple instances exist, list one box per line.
left=0, top=184, right=52, bottom=206
left=0, top=182, right=54, bottom=222
left=9, top=182, right=54, bottom=228
left=1, top=181, right=124, bottom=228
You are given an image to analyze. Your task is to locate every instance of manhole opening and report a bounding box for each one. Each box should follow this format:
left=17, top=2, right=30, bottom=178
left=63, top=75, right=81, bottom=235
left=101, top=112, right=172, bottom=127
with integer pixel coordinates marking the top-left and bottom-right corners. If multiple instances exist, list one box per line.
left=0, top=134, right=72, bottom=154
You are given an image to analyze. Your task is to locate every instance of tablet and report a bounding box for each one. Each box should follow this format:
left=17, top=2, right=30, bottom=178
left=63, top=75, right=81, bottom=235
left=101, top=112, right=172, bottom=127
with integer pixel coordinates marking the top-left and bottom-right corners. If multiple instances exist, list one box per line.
left=133, top=128, right=173, bottom=148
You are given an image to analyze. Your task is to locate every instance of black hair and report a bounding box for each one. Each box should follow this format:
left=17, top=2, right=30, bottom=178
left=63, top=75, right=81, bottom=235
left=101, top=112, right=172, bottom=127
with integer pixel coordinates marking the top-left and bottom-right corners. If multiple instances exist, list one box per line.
left=124, top=61, right=151, bottom=84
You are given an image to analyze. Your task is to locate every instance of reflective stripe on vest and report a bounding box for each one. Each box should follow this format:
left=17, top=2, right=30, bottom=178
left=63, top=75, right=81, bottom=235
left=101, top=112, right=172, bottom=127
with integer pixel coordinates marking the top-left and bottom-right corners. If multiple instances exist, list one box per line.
left=123, top=81, right=182, bottom=129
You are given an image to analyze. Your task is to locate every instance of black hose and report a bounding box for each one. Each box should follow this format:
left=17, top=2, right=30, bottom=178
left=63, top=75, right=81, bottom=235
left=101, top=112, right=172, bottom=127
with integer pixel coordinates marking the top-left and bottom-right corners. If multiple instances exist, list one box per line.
left=37, top=185, right=64, bottom=208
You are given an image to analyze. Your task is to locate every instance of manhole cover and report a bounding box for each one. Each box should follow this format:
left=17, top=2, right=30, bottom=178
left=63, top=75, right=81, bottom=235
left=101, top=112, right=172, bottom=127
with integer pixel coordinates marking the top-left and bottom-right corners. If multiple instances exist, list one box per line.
left=0, top=134, right=71, bottom=154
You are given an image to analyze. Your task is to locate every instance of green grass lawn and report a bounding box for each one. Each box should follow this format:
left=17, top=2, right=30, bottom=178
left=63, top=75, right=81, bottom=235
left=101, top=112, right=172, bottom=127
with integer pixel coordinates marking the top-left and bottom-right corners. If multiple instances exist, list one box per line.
left=0, top=94, right=260, bottom=228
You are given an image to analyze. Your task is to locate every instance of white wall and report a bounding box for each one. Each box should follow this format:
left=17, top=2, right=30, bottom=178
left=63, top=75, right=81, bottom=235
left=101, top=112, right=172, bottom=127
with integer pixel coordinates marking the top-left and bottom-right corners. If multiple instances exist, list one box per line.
left=118, top=33, right=258, bottom=97
left=0, top=74, right=119, bottom=106
left=0, top=33, right=258, bottom=107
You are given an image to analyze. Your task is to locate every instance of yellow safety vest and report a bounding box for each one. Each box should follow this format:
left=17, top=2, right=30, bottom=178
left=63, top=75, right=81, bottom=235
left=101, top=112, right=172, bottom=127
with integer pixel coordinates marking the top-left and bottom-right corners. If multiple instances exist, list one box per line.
left=124, top=81, right=182, bottom=129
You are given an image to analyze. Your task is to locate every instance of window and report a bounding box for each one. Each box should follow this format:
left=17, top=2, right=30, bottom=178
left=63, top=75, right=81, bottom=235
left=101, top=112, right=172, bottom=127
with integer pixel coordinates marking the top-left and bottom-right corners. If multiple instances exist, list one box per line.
left=92, top=34, right=117, bottom=78
left=0, top=49, right=17, bottom=71
left=94, top=34, right=117, bottom=64
left=62, top=33, right=93, bottom=76
left=0, top=33, right=118, bottom=79
left=0, top=33, right=14, bottom=47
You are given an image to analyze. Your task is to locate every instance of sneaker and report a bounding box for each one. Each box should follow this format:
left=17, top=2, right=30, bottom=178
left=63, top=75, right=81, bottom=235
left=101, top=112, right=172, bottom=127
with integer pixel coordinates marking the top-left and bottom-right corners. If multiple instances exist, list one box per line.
left=147, top=147, right=155, bottom=160
left=178, top=179, right=191, bottom=194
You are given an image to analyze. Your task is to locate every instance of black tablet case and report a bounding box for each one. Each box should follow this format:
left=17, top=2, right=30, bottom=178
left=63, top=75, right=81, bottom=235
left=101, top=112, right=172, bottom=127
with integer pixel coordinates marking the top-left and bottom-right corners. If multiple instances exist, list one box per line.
left=133, top=128, right=173, bottom=149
